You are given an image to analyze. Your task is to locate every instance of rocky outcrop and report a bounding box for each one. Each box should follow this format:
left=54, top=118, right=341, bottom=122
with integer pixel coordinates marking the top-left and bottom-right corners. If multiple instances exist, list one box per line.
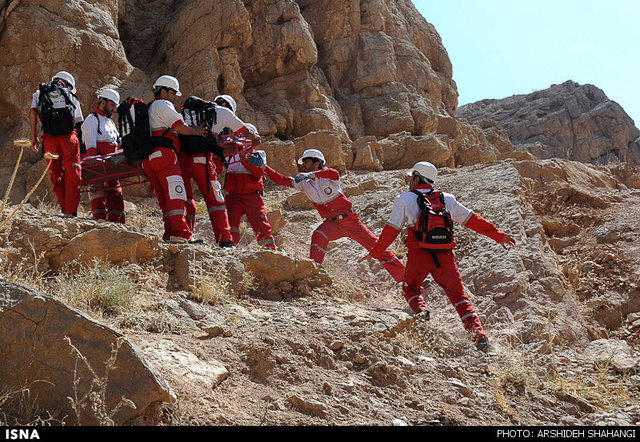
left=458, top=81, right=640, bottom=165
left=296, top=0, right=457, bottom=138
left=0, top=279, right=175, bottom=425
left=1, top=204, right=159, bottom=274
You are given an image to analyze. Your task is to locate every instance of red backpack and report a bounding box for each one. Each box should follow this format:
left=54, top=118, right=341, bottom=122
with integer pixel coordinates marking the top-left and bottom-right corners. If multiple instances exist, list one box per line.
left=411, top=189, right=456, bottom=250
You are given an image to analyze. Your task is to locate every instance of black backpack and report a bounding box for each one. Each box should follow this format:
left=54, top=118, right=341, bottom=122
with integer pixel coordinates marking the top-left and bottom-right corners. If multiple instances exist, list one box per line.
left=179, top=96, right=223, bottom=159
left=411, top=189, right=456, bottom=250
left=117, top=97, right=172, bottom=161
left=38, top=80, right=76, bottom=136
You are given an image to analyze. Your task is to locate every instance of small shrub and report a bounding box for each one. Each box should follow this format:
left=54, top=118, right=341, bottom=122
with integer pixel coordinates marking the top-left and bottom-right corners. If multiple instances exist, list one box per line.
left=187, top=258, right=232, bottom=305
left=0, top=239, right=47, bottom=291
left=117, top=307, right=185, bottom=334
left=65, top=336, right=135, bottom=425
left=51, top=259, right=133, bottom=318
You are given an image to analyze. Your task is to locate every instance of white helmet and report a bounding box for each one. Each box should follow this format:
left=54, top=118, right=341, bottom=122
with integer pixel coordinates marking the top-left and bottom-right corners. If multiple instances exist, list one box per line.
left=214, top=94, right=237, bottom=114
left=98, top=88, right=120, bottom=104
left=298, top=149, right=325, bottom=167
left=153, top=75, right=182, bottom=96
left=410, top=161, right=438, bottom=184
left=52, top=71, right=76, bottom=92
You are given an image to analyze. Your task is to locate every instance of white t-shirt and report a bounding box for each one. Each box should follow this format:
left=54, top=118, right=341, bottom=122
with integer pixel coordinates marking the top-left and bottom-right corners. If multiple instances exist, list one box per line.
left=80, top=112, right=119, bottom=148
left=226, top=150, right=266, bottom=173
left=293, top=174, right=344, bottom=205
left=183, top=104, right=251, bottom=136
left=212, top=106, right=247, bottom=135
left=148, top=99, right=183, bottom=133
left=386, top=188, right=474, bottom=231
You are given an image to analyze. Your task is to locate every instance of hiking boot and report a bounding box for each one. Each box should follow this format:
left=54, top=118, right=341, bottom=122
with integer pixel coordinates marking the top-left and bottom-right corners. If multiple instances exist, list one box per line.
left=219, top=241, right=235, bottom=248
left=412, top=309, right=431, bottom=335
left=166, top=236, right=188, bottom=244
left=475, top=337, right=494, bottom=353
left=189, top=239, right=205, bottom=245
left=415, top=310, right=430, bottom=322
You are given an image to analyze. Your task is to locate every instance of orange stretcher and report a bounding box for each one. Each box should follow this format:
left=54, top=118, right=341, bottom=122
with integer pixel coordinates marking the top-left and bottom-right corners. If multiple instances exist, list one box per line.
left=80, top=151, right=147, bottom=192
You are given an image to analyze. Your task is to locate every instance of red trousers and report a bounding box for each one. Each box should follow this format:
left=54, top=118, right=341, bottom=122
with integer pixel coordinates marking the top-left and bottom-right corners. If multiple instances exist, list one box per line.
left=310, top=212, right=405, bottom=283
left=142, top=147, right=191, bottom=241
left=87, top=143, right=125, bottom=223
left=42, top=132, right=82, bottom=215
left=403, top=248, right=487, bottom=343
left=178, top=152, right=232, bottom=244
left=225, top=191, right=276, bottom=250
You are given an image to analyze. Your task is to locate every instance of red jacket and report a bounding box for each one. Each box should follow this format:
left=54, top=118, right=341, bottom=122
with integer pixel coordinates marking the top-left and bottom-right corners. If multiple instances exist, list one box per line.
left=265, top=166, right=353, bottom=219
left=224, top=157, right=265, bottom=194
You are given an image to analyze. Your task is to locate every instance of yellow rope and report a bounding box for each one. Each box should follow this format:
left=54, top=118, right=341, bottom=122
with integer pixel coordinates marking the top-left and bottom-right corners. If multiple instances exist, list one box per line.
left=0, top=141, right=58, bottom=231
left=0, top=140, right=26, bottom=215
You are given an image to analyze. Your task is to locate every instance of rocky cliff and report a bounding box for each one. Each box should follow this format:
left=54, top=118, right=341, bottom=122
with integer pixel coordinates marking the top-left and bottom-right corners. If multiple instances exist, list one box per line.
left=0, top=0, right=520, bottom=208
left=458, top=81, right=640, bottom=165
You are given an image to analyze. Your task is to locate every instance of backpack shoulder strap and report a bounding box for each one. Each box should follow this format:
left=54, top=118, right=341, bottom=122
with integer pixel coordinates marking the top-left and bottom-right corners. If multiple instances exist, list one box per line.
left=411, top=189, right=430, bottom=210
left=67, top=90, right=80, bottom=107
left=37, top=82, right=53, bottom=107
left=92, top=112, right=102, bottom=135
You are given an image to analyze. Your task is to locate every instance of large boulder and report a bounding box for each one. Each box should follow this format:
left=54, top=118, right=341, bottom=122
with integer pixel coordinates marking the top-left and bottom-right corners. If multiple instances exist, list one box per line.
left=0, top=279, right=175, bottom=425
left=49, top=227, right=159, bottom=272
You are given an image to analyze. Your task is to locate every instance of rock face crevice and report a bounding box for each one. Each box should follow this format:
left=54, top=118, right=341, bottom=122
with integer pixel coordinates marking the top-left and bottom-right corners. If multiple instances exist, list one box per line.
left=295, top=0, right=458, bottom=140
left=117, top=0, right=175, bottom=70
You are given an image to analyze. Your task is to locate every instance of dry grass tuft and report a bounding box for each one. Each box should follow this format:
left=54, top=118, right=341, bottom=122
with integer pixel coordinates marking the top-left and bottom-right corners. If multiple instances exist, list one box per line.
left=0, top=141, right=56, bottom=231
left=0, top=239, right=47, bottom=291
left=545, top=358, right=636, bottom=411
left=187, top=256, right=233, bottom=305
left=0, top=383, right=63, bottom=426
left=51, top=259, right=133, bottom=318
left=65, top=336, right=135, bottom=425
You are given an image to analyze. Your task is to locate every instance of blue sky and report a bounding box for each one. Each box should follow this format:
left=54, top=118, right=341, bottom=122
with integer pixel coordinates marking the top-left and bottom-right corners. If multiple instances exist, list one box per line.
left=412, top=0, right=640, bottom=126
